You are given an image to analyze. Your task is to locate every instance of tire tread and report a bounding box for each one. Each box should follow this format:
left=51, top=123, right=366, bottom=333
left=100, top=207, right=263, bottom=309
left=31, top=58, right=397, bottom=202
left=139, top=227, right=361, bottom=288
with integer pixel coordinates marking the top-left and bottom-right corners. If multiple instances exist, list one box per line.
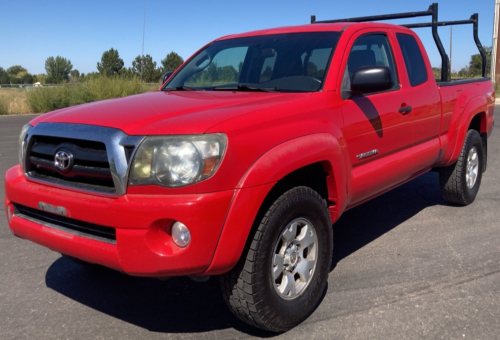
left=220, top=186, right=331, bottom=332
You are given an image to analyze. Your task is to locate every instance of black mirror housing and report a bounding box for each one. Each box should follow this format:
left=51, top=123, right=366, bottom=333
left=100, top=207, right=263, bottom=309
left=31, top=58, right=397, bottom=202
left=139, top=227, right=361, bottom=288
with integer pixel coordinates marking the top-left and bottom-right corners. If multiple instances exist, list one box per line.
left=162, top=71, right=174, bottom=84
left=351, top=66, right=394, bottom=96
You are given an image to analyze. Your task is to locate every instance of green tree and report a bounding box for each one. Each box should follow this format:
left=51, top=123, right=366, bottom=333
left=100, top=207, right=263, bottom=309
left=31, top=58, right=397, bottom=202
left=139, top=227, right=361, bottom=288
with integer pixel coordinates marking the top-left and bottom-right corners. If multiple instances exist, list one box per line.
left=69, top=69, right=80, bottom=83
left=161, top=51, right=184, bottom=73
left=432, top=67, right=441, bottom=79
left=457, top=66, right=469, bottom=77
left=6, top=65, right=27, bottom=77
left=21, top=73, right=34, bottom=84
left=10, top=77, right=22, bottom=84
left=218, top=65, right=238, bottom=82
left=118, top=67, right=135, bottom=79
left=468, top=46, right=491, bottom=77
left=0, top=67, right=10, bottom=84
left=132, top=54, right=160, bottom=82
left=97, top=48, right=124, bottom=76
left=45, top=56, right=73, bottom=83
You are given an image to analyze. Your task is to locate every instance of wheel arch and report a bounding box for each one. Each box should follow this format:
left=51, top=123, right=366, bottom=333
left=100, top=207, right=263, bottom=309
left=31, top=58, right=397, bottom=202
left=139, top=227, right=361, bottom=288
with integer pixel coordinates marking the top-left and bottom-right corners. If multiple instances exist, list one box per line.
left=204, top=133, right=347, bottom=275
left=445, top=96, right=488, bottom=167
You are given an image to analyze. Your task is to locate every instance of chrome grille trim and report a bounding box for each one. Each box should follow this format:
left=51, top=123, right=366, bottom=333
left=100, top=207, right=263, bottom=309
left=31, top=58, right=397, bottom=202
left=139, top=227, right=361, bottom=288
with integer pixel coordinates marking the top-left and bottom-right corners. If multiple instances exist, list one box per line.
left=23, top=123, right=145, bottom=197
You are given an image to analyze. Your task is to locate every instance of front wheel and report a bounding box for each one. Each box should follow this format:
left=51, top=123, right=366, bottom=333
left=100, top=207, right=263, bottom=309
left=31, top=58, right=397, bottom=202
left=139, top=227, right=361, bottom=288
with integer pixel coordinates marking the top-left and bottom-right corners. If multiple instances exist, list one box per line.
left=220, top=186, right=333, bottom=332
left=439, top=129, right=484, bottom=206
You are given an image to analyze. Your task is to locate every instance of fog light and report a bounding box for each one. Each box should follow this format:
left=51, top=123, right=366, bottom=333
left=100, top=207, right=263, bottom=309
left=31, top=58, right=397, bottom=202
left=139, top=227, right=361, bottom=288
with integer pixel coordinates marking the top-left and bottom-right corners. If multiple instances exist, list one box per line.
left=171, top=222, right=191, bottom=248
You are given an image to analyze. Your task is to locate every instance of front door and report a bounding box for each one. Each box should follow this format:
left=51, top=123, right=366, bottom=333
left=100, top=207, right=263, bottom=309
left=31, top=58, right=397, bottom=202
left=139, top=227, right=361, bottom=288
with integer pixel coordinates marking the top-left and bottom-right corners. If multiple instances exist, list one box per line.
left=340, top=31, right=415, bottom=205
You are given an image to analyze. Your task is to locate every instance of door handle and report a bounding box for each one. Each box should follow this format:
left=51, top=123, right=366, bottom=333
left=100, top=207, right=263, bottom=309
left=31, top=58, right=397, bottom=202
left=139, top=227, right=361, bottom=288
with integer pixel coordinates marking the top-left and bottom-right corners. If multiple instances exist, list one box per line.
left=399, top=105, right=412, bottom=115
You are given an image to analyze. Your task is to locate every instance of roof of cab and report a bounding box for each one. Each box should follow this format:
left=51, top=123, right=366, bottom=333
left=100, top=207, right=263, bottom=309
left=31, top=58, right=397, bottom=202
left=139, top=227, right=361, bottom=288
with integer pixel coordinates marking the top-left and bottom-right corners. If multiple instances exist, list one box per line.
left=215, top=22, right=410, bottom=41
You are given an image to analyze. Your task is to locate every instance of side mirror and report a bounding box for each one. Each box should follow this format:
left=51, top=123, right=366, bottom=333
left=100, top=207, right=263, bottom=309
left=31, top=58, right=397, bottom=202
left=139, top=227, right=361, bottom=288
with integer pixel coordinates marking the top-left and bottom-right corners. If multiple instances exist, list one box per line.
left=162, top=71, right=174, bottom=84
left=350, top=66, right=394, bottom=96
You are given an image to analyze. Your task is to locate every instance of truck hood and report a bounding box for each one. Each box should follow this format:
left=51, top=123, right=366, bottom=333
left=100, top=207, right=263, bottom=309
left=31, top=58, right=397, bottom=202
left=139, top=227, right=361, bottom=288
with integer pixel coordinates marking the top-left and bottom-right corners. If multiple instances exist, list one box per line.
left=30, top=91, right=305, bottom=135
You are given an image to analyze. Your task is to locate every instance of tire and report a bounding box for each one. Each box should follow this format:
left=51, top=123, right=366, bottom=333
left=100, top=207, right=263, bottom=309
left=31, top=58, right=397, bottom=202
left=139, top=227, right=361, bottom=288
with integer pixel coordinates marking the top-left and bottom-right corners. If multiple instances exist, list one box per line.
left=220, top=186, right=333, bottom=332
left=439, top=129, right=483, bottom=206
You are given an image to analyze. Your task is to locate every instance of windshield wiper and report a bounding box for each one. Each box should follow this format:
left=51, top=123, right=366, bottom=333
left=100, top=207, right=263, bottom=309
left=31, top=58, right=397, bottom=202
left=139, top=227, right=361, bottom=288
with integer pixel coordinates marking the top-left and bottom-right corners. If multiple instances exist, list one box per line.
left=164, top=86, right=196, bottom=91
left=212, top=84, right=280, bottom=92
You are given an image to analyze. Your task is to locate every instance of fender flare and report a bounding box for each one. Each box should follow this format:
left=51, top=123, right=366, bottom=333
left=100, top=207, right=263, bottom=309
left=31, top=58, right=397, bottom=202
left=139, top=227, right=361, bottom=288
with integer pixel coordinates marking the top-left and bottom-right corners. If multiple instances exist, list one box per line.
left=444, top=96, right=488, bottom=166
left=204, top=133, right=348, bottom=275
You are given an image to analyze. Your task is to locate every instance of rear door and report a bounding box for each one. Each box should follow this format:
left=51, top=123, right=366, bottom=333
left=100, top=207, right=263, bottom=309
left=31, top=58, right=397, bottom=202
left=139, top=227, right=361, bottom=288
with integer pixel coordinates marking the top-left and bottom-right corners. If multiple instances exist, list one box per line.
left=339, top=29, right=415, bottom=205
left=393, top=29, right=442, bottom=169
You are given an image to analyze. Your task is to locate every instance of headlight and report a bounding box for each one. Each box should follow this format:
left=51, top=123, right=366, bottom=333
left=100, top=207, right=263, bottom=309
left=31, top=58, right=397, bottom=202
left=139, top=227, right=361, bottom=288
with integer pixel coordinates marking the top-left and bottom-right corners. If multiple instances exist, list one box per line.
left=129, top=134, right=227, bottom=187
left=18, top=124, right=31, bottom=169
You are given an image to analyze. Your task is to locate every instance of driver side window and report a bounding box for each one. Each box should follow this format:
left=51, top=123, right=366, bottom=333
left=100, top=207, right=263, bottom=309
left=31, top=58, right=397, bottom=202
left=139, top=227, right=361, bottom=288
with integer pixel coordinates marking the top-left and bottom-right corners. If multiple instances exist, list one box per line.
left=346, top=34, right=398, bottom=88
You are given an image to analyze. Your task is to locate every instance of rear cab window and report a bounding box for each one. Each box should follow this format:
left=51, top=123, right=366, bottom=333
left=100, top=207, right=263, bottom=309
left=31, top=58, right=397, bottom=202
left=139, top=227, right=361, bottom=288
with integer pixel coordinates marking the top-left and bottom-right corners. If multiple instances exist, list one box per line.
left=396, top=33, right=428, bottom=87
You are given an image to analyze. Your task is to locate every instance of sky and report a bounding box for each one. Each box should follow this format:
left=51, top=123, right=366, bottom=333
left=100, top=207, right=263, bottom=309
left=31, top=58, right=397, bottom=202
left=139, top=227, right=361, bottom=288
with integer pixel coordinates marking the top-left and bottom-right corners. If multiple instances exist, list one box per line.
left=0, top=0, right=496, bottom=75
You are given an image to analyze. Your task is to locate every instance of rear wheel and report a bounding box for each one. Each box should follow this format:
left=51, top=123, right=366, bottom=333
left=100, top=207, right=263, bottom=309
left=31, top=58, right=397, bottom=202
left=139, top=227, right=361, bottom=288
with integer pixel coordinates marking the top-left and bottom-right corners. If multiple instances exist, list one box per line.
left=439, top=129, right=484, bottom=206
left=220, top=186, right=333, bottom=332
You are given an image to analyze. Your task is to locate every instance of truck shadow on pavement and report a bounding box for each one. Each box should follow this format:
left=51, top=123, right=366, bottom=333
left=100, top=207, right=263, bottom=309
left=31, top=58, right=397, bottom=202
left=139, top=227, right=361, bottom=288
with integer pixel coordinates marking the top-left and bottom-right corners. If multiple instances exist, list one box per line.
left=330, top=171, right=445, bottom=271
left=45, top=171, right=446, bottom=336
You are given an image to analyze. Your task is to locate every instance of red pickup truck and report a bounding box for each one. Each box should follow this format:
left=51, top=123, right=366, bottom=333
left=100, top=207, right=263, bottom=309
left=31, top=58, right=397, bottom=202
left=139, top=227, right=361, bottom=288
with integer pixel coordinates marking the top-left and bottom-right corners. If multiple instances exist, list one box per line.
left=4, top=4, right=495, bottom=332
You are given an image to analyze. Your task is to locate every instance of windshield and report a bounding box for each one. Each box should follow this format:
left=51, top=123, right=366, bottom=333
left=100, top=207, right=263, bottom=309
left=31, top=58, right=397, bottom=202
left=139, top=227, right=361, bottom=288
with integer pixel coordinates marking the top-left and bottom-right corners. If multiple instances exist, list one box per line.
left=163, top=32, right=340, bottom=92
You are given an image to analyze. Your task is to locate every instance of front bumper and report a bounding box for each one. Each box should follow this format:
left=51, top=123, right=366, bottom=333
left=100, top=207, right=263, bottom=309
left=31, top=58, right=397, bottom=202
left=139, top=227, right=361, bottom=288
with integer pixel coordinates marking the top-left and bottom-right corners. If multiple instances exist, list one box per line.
left=4, top=165, right=234, bottom=277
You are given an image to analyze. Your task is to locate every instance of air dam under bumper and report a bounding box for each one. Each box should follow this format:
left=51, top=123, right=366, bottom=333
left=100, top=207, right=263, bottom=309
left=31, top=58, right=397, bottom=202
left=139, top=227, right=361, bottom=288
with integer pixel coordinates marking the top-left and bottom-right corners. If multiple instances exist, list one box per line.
left=4, top=165, right=234, bottom=277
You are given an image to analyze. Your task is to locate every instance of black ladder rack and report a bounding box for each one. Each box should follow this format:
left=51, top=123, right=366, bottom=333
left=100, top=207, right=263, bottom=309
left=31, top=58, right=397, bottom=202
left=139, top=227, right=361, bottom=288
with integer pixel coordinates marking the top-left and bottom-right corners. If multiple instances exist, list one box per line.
left=311, top=3, right=487, bottom=82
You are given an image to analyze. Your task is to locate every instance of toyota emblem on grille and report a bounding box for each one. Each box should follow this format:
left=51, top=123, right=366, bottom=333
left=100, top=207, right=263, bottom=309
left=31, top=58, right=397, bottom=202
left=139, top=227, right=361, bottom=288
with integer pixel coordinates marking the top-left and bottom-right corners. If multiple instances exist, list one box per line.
left=54, top=149, right=74, bottom=172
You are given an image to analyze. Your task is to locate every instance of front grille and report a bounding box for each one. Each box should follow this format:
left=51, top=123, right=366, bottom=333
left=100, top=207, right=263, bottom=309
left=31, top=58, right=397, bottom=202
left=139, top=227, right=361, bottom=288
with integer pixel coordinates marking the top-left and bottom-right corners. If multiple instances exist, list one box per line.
left=23, top=123, right=145, bottom=196
left=26, top=135, right=115, bottom=194
left=14, top=203, right=116, bottom=244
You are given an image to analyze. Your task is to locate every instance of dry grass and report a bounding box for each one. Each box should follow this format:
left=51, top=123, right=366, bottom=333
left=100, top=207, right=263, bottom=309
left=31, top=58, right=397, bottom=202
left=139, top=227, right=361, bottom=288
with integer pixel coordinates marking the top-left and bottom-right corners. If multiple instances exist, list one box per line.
left=0, top=88, right=32, bottom=115
left=1, top=79, right=160, bottom=115
left=26, top=77, right=160, bottom=114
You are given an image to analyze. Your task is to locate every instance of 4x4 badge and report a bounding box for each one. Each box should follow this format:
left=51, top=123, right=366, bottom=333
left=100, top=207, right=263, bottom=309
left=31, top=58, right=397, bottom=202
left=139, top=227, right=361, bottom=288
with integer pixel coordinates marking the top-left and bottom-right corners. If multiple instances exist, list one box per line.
left=54, top=149, right=74, bottom=172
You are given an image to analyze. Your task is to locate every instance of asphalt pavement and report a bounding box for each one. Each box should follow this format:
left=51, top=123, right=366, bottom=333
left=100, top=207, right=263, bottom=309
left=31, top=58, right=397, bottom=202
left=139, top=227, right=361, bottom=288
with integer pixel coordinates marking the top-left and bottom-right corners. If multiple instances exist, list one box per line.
left=0, top=109, right=499, bottom=340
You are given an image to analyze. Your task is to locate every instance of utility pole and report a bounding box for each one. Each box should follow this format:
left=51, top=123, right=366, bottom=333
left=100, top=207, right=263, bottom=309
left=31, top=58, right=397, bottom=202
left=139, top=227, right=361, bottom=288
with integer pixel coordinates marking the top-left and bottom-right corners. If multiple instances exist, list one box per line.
left=493, top=0, right=499, bottom=83
left=449, top=26, right=452, bottom=78
left=141, top=0, right=147, bottom=82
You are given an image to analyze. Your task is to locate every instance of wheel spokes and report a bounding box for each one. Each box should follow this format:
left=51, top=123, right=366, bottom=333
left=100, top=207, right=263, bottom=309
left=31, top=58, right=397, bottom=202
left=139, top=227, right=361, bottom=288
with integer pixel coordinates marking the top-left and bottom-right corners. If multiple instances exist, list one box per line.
left=272, top=218, right=319, bottom=299
left=273, top=254, right=284, bottom=280
left=297, top=224, right=315, bottom=249
left=466, top=146, right=479, bottom=189
left=282, top=222, right=297, bottom=244
left=278, top=272, right=296, bottom=297
left=295, top=258, right=315, bottom=283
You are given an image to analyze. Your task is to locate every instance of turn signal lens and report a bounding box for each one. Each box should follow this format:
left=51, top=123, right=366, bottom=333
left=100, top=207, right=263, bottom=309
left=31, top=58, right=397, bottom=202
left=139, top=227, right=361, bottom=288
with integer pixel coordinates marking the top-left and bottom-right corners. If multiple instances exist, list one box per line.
left=6, top=204, right=14, bottom=223
left=18, top=124, right=31, bottom=169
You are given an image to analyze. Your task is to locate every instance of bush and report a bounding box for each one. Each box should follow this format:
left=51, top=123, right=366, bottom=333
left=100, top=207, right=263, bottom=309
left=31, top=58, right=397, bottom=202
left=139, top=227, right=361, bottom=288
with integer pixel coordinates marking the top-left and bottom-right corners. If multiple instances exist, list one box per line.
left=26, top=76, right=154, bottom=113
left=86, top=76, right=144, bottom=101
left=27, top=85, right=86, bottom=113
